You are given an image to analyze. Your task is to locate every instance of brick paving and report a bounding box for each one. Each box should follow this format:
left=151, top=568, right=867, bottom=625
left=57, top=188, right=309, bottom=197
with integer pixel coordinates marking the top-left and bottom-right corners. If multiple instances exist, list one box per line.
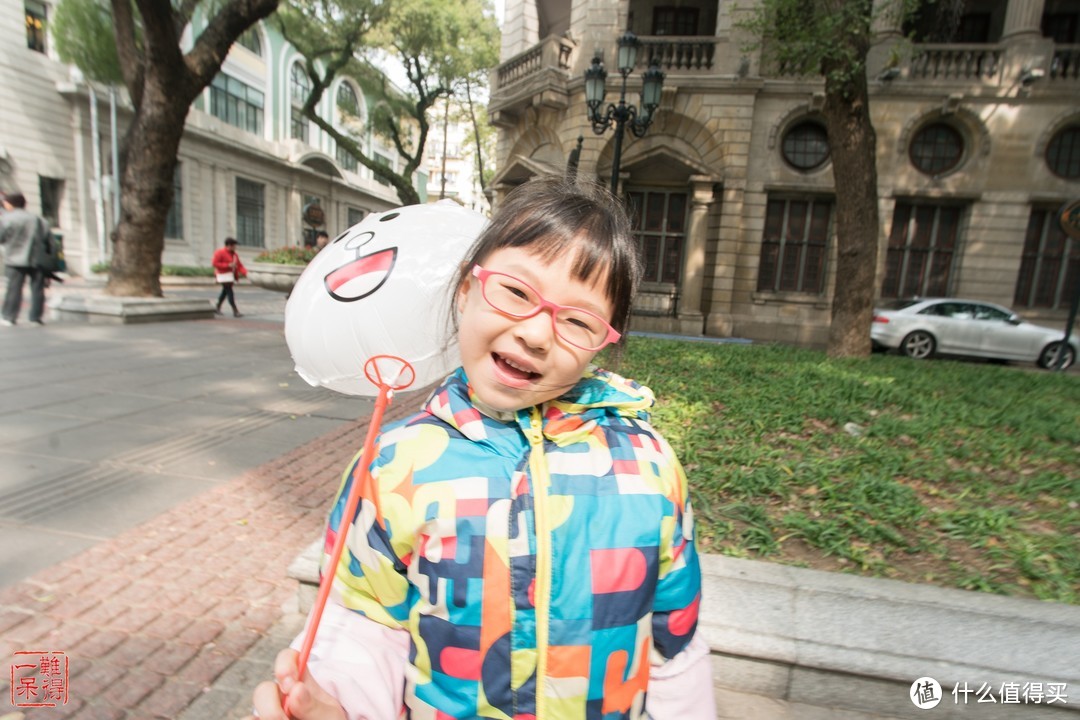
left=0, top=389, right=425, bottom=719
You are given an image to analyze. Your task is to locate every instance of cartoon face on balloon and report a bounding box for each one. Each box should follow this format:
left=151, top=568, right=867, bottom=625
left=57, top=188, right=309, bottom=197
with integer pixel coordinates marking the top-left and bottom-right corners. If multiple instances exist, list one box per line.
left=285, top=201, right=488, bottom=396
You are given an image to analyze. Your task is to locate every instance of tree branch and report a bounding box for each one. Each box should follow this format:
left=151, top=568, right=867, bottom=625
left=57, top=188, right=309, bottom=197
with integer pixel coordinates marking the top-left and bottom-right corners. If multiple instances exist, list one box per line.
left=110, top=0, right=144, bottom=108
left=183, top=0, right=280, bottom=99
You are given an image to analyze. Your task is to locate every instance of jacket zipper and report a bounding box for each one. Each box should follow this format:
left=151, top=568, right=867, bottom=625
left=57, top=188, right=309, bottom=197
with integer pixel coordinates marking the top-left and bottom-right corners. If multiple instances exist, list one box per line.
left=523, top=408, right=551, bottom=718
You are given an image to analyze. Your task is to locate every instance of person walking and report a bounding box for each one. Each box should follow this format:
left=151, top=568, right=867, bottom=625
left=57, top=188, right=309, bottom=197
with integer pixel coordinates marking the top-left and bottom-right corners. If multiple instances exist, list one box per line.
left=0, top=192, right=52, bottom=326
left=212, top=237, right=247, bottom=317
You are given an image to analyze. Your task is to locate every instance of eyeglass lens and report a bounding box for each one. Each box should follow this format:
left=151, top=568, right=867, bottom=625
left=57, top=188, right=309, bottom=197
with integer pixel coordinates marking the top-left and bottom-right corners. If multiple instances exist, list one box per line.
left=481, top=272, right=609, bottom=350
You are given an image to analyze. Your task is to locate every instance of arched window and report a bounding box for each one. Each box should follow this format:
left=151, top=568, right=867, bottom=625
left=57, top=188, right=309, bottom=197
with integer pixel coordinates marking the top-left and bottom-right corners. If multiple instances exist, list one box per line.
left=337, top=83, right=359, bottom=118
left=237, top=26, right=261, bottom=56
left=290, top=62, right=311, bottom=143
left=781, top=121, right=830, bottom=171
left=910, top=123, right=964, bottom=175
left=290, top=62, right=311, bottom=106
left=1046, top=125, right=1080, bottom=179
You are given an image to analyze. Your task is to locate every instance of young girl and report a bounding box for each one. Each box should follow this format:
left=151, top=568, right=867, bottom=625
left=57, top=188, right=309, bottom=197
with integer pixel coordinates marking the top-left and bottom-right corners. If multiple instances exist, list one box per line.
left=249, top=176, right=714, bottom=720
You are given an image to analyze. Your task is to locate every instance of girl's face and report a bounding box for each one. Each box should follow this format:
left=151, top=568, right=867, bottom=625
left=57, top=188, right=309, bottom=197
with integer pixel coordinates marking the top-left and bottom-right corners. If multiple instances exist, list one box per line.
left=456, top=245, right=615, bottom=412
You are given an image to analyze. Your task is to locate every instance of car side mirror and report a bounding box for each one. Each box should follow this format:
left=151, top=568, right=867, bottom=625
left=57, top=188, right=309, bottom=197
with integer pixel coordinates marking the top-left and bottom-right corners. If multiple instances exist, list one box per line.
left=1007, top=314, right=1022, bottom=325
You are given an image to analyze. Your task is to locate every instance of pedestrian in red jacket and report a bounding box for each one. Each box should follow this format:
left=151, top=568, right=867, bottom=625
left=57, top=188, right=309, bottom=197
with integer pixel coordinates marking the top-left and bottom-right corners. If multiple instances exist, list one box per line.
left=212, top=237, right=247, bottom=317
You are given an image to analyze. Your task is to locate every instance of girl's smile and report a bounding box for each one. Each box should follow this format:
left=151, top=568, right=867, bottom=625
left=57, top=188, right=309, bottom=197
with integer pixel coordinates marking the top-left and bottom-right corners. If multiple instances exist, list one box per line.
left=456, top=246, right=615, bottom=412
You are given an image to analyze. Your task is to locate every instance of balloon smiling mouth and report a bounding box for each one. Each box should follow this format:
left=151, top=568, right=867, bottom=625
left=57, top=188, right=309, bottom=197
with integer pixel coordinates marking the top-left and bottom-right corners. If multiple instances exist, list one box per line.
left=324, top=247, right=398, bottom=302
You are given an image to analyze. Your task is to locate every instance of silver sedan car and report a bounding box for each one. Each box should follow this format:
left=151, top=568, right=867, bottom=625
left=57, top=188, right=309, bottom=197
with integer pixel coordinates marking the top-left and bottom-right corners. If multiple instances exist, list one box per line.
left=871, top=298, right=1078, bottom=370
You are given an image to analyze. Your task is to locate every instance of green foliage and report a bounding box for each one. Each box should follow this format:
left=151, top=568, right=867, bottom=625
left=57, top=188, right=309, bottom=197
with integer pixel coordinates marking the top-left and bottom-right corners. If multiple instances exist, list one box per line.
left=277, top=0, right=498, bottom=202
left=735, top=0, right=922, bottom=92
left=610, top=338, right=1080, bottom=603
left=51, top=0, right=127, bottom=83
left=253, top=246, right=318, bottom=264
left=92, top=262, right=215, bottom=276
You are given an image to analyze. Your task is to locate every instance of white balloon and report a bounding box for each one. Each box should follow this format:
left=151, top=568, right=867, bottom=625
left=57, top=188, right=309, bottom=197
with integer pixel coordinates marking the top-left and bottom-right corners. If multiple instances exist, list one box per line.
left=285, top=200, right=488, bottom=396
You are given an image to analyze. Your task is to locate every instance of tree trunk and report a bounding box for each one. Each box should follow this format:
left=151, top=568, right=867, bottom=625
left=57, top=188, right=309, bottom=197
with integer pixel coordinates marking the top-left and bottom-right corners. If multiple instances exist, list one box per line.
left=105, top=95, right=186, bottom=297
left=822, top=79, right=879, bottom=357
left=464, top=78, right=487, bottom=192
left=820, top=1, right=879, bottom=359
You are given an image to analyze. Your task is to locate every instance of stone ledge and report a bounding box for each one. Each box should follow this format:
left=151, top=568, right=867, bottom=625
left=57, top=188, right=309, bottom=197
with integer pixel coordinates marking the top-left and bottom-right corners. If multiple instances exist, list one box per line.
left=698, top=554, right=1079, bottom=718
left=287, top=547, right=1080, bottom=718
left=56, top=295, right=218, bottom=324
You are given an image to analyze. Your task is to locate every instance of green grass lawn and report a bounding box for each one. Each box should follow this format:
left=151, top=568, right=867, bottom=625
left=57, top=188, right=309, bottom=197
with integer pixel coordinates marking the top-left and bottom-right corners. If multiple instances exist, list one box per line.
left=610, top=337, right=1080, bottom=604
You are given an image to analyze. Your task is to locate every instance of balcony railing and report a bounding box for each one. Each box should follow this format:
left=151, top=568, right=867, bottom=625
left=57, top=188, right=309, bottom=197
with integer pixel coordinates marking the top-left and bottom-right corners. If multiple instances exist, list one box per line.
left=637, top=36, right=717, bottom=71
left=908, top=44, right=1003, bottom=81
left=1050, top=45, right=1080, bottom=80
left=494, top=34, right=576, bottom=91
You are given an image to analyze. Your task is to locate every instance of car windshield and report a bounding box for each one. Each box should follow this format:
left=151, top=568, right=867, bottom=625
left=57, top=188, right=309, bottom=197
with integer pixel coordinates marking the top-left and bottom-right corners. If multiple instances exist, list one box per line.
left=879, top=299, right=922, bottom=311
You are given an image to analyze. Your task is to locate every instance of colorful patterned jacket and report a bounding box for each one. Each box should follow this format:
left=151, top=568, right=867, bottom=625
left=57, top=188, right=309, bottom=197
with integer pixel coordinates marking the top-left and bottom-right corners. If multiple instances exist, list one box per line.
left=324, top=366, right=702, bottom=719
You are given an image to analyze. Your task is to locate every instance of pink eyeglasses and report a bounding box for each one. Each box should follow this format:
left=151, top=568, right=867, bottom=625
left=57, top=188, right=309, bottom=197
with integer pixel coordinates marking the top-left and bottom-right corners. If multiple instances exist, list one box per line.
left=471, top=265, right=621, bottom=351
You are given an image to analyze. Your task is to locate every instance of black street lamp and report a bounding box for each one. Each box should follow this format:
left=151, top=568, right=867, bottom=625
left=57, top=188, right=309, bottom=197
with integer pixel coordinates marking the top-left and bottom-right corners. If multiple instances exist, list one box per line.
left=585, top=31, right=665, bottom=193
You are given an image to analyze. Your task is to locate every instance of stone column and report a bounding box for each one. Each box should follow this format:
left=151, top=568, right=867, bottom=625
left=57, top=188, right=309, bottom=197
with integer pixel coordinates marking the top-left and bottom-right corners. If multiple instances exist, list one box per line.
left=871, top=0, right=905, bottom=38
left=1002, top=0, right=1046, bottom=39
left=1002, top=0, right=1052, bottom=87
left=675, top=176, right=716, bottom=335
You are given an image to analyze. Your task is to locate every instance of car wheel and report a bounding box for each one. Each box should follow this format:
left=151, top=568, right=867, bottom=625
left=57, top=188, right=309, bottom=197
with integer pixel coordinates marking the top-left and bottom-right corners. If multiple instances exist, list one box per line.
left=900, top=331, right=936, bottom=360
left=1037, top=342, right=1075, bottom=370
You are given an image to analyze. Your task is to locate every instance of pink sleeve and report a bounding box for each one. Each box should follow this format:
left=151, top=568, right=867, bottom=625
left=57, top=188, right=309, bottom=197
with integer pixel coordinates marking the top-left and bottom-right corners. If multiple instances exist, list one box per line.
left=290, top=602, right=410, bottom=720
left=645, top=632, right=716, bottom=720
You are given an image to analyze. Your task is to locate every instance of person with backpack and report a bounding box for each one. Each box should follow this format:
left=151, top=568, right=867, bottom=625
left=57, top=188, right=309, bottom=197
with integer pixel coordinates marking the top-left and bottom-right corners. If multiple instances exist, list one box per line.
left=0, top=192, right=52, bottom=326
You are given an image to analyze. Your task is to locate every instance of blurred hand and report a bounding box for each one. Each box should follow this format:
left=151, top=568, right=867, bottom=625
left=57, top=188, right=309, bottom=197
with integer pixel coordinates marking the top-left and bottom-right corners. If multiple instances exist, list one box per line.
left=245, top=648, right=346, bottom=720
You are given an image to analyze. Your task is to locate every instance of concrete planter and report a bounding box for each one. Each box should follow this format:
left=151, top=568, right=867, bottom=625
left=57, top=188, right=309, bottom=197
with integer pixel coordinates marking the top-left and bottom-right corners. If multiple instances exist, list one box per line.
left=247, top=262, right=305, bottom=293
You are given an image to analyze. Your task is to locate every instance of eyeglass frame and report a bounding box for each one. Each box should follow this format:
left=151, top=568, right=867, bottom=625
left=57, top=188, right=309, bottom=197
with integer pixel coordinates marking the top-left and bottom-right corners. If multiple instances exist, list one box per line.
left=471, top=265, right=622, bottom=351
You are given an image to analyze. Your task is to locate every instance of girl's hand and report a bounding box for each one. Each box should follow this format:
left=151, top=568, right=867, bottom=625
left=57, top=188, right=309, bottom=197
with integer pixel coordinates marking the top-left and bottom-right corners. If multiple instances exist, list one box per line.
left=246, top=648, right=347, bottom=720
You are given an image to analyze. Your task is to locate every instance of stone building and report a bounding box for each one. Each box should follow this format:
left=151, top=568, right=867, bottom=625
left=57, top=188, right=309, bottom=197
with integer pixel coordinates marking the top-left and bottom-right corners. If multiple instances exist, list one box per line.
left=489, top=0, right=1080, bottom=345
left=0, top=1, right=419, bottom=276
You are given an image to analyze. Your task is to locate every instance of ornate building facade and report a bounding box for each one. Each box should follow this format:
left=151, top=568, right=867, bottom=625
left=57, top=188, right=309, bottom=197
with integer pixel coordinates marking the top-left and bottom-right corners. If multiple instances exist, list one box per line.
left=489, top=0, right=1079, bottom=345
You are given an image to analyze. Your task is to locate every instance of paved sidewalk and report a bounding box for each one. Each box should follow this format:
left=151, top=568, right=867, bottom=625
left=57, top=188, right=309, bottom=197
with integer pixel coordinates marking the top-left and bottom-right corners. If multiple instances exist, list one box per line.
left=0, top=278, right=899, bottom=720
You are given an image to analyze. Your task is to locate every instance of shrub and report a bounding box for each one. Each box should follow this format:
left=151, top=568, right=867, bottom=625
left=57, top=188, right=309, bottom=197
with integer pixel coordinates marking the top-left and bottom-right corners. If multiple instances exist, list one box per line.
left=90, top=262, right=214, bottom=277
left=254, top=246, right=318, bottom=265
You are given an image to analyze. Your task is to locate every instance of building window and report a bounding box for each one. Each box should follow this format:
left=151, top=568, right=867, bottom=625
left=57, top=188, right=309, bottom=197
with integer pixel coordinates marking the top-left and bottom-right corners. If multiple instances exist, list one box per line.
left=335, top=83, right=360, bottom=171
left=337, top=82, right=359, bottom=117
left=210, top=73, right=264, bottom=135
left=337, top=144, right=358, bottom=172
left=1015, top=206, right=1080, bottom=310
left=39, top=177, right=62, bottom=228
left=290, top=63, right=311, bottom=143
left=165, top=164, right=183, bottom=239
left=1046, top=126, right=1080, bottom=179
left=373, top=152, right=393, bottom=186
left=909, top=123, right=964, bottom=176
left=757, top=197, right=832, bottom=294
left=882, top=201, right=962, bottom=298
left=955, top=13, right=991, bottom=42
left=627, top=189, right=687, bottom=284
left=291, top=107, right=309, bottom=144
left=301, top=194, right=323, bottom=247
left=652, top=6, right=699, bottom=35
left=1042, top=13, right=1078, bottom=43
left=25, top=0, right=46, bottom=53
left=237, top=26, right=262, bottom=55
left=781, top=122, right=830, bottom=171
left=236, top=177, right=265, bottom=248
left=347, top=207, right=365, bottom=227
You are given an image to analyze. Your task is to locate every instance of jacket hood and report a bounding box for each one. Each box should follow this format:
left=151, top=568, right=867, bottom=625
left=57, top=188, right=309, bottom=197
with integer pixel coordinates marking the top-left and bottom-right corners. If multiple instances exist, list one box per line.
left=423, top=366, right=655, bottom=449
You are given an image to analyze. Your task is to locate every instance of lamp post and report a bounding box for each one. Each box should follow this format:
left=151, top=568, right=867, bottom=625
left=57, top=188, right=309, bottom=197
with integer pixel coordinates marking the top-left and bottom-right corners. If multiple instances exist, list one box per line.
left=585, top=31, right=665, bottom=193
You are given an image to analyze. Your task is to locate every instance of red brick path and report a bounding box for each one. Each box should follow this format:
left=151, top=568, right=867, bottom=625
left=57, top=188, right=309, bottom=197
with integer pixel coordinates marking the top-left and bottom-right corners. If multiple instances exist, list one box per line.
left=1, top=390, right=427, bottom=719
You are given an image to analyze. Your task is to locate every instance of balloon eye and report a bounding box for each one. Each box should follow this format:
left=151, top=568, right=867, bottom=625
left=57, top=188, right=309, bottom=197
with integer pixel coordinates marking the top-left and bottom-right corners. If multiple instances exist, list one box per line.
left=379, top=212, right=401, bottom=222
left=343, top=231, right=376, bottom=251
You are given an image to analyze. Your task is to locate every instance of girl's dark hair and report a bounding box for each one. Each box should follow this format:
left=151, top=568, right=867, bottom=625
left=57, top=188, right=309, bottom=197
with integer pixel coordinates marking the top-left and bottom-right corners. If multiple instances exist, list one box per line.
left=450, top=175, right=641, bottom=337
